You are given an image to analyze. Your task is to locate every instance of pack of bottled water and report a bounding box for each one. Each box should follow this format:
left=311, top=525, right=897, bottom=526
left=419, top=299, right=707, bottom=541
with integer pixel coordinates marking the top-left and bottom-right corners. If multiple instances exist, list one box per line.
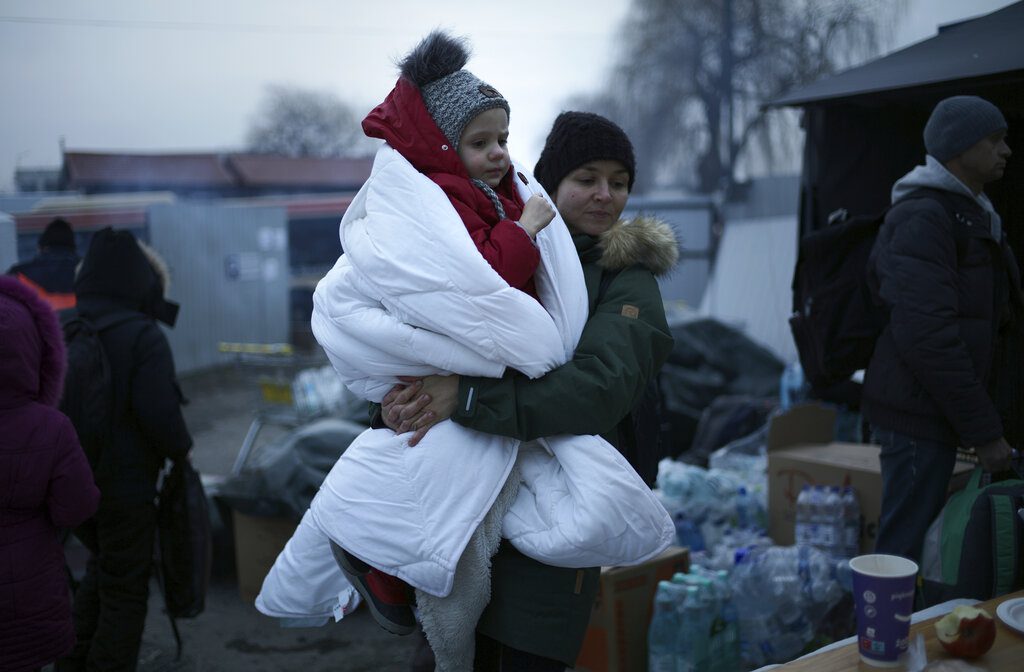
left=707, top=426, right=769, bottom=523
left=656, top=459, right=768, bottom=557
left=648, top=545, right=845, bottom=671
left=647, top=565, right=742, bottom=672
left=794, top=484, right=861, bottom=561
left=691, top=526, right=772, bottom=573
left=728, top=544, right=845, bottom=668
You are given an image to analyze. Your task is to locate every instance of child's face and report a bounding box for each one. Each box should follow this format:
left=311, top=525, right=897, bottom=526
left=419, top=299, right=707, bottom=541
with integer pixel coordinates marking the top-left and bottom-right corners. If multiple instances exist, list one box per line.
left=457, top=108, right=510, bottom=188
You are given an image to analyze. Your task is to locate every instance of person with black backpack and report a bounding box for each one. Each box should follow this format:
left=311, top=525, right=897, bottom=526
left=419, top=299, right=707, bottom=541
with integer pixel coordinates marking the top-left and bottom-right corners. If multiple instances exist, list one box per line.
left=377, top=112, right=678, bottom=671
left=56, top=228, right=193, bottom=672
left=864, top=96, right=1020, bottom=566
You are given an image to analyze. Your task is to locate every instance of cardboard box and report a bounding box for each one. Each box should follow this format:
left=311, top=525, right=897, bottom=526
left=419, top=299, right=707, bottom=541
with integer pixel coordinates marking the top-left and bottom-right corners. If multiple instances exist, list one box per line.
left=766, top=402, right=837, bottom=452
left=767, top=442, right=974, bottom=554
left=575, top=546, right=690, bottom=672
left=232, top=510, right=299, bottom=603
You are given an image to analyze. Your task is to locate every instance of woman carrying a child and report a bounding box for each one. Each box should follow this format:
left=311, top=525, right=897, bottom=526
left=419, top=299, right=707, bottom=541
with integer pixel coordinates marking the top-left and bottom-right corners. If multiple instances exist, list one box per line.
left=385, top=111, right=680, bottom=670
left=256, top=31, right=678, bottom=672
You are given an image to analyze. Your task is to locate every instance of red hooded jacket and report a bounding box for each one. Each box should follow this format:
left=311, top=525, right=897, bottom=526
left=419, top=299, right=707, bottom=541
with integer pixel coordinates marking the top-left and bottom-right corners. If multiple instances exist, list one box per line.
left=362, top=78, right=539, bottom=298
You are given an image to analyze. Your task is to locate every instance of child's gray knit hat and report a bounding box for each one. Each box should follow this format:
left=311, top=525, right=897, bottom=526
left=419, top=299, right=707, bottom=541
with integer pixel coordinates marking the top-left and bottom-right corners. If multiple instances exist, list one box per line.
left=924, top=96, right=1006, bottom=162
left=399, top=31, right=510, bottom=150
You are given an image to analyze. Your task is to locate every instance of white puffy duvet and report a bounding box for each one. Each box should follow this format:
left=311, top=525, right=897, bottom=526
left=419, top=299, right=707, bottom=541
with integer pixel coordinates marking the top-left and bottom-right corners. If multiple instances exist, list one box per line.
left=255, top=146, right=673, bottom=620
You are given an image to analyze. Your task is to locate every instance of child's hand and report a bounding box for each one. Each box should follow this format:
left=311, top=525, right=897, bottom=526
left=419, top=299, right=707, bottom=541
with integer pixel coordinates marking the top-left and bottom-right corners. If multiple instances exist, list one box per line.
left=519, top=195, right=556, bottom=238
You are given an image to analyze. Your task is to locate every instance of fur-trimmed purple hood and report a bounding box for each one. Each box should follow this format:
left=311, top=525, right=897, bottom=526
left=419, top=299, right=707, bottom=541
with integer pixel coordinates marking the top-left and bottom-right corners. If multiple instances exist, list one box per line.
left=0, top=275, right=66, bottom=408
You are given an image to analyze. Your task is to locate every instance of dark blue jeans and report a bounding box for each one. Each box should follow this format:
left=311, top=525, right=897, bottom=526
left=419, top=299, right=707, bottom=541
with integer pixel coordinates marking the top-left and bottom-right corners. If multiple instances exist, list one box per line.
left=872, top=427, right=958, bottom=565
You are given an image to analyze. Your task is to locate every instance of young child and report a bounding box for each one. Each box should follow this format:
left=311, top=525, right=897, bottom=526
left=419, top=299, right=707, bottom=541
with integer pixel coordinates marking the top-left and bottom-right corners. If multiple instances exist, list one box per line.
left=364, top=31, right=555, bottom=298
left=335, top=28, right=556, bottom=633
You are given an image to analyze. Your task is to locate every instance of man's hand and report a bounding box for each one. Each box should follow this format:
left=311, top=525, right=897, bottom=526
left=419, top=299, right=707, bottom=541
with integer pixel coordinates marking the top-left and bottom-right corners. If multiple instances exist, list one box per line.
left=975, top=436, right=1013, bottom=473
left=381, top=375, right=460, bottom=446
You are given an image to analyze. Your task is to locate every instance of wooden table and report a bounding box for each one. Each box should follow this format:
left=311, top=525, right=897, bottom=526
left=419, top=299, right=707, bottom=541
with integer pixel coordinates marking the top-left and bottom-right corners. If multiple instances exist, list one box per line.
left=775, top=591, right=1024, bottom=671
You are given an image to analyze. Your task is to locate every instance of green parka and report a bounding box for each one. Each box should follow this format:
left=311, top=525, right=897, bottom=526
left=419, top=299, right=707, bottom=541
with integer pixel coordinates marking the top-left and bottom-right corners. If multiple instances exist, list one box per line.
left=462, top=215, right=678, bottom=665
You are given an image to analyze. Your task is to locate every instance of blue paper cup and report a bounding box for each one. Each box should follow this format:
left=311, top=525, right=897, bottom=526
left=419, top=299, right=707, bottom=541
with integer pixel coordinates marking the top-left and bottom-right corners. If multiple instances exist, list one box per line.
left=849, top=554, right=919, bottom=667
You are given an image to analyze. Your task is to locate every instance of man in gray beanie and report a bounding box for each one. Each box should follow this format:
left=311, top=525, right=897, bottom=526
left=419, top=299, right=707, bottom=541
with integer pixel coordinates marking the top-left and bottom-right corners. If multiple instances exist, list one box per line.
left=863, top=95, right=1018, bottom=565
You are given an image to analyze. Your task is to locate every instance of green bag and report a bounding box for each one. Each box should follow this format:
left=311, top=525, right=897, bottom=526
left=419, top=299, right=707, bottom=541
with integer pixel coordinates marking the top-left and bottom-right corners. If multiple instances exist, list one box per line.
left=919, top=467, right=1024, bottom=607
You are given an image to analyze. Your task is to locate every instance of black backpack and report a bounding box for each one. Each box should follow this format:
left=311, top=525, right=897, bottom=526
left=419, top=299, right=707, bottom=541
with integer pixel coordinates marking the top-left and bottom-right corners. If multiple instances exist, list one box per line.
left=59, top=310, right=140, bottom=469
left=155, top=458, right=212, bottom=659
left=597, top=269, right=671, bottom=486
left=789, top=188, right=961, bottom=394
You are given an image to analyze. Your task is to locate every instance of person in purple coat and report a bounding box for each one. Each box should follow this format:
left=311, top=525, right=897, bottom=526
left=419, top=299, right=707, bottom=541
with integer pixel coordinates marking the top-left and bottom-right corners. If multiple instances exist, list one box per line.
left=0, top=275, right=100, bottom=672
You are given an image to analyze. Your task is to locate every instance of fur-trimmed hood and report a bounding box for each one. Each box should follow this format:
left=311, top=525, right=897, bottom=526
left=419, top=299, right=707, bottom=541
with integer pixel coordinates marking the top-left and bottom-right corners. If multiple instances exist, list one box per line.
left=75, top=228, right=179, bottom=327
left=0, top=275, right=66, bottom=408
left=596, top=215, right=680, bottom=277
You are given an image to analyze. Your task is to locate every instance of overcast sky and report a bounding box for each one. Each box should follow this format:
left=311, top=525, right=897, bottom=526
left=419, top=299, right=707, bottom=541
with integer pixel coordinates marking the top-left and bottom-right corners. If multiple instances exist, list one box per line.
left=0, top=0, right=1015, bottom=191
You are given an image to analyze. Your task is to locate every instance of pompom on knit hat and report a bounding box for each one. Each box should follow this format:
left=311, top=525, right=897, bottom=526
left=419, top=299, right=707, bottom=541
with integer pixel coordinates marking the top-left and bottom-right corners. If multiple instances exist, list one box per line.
left=399, top=31, right=509, bottom=150
left=533, top=111, right=636, bottom=196
left=38, top=217, right=75, bottom=250
left=924, top=95, right=1007, bottom=162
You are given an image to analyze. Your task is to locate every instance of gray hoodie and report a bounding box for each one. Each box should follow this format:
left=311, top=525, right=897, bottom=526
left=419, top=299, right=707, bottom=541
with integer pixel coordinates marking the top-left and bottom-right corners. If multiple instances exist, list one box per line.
left=892, top=154, right=1002, bottom=241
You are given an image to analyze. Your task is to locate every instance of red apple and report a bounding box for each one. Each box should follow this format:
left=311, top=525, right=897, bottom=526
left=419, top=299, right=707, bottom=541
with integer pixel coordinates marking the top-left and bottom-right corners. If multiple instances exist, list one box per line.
left=934, top=605, right=997, bottom=659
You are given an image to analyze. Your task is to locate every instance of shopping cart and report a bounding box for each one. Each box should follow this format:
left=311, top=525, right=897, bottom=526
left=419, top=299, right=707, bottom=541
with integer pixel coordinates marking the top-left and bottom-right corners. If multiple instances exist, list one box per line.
left=217, top=342, right=329, bottom=475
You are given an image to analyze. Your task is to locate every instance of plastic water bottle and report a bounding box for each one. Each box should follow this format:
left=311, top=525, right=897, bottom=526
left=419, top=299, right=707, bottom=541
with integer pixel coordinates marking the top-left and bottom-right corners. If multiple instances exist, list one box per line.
left=699, top=496, right=732, bottom=552
left=841, top=486, right=861, bottom=559
left=677, top=585, right=704, bottom=672
left=716, top=570, right=741, bottom=672
left=730, top=552, right=777, bottom=667
left=801, top=544, right=844, bottom=610
left=648, top=582, right=679, bottom=672
left=697, top=574, right=729, bottom=672
left=763, top=549, right=810, bottom=662
left=794, top=485, right=813, bottom=546
left=670, top=574, right=711, bottom=671
left=674, top=512, right=706, bottom=552
left=292, top=369, right=321, bottom=415
left=835, top=557, right=854, bottom=592
left=807, top=485, right=828, bottom=552
left=698, top=577, right=719, bottom=671
left=779, top=361, right=806, bottom=409
left=735, top=486, right=753, bottom=529
left=820, top=486, right=842, bottom=557
left=732, top=485, right=765, bottom=531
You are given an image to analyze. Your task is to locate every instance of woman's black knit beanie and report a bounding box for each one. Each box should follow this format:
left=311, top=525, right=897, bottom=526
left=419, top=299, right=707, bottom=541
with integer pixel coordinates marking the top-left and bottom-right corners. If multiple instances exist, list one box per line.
left=533, top=112, right=636, bottom=196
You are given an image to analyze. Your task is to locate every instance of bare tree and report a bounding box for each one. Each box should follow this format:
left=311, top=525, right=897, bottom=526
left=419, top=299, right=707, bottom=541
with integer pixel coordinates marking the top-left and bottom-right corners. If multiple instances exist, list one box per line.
left=246, top=84, right=376, bottom=158
left=576, top=0, right=903, bottom=194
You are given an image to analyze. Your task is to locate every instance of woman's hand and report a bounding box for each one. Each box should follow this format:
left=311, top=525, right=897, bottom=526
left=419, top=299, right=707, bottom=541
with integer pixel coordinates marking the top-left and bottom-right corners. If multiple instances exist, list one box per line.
left=381, top=374, right=460, bottom=446
left=381, top=379, right=428, bottom=430
left=518, top=194, right=555, bottom=239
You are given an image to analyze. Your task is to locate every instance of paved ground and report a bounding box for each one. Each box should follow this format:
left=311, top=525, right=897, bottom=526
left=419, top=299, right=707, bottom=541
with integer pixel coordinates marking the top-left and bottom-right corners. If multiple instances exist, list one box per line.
left=55, top=359, right=425, bottom=672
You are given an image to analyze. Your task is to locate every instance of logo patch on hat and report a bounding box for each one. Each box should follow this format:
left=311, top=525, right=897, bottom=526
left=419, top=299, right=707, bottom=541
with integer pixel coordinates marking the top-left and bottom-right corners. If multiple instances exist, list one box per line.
left=478, top=84, right=502, bottom=99
left=621, top=305, right=640, bottom=319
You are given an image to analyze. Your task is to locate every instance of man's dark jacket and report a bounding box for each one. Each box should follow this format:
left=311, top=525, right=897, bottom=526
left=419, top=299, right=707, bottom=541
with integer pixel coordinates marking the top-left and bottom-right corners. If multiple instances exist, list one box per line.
left=8, top=247, right=80, bottom=309
left=864, top=189, right=1023, bottom=448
